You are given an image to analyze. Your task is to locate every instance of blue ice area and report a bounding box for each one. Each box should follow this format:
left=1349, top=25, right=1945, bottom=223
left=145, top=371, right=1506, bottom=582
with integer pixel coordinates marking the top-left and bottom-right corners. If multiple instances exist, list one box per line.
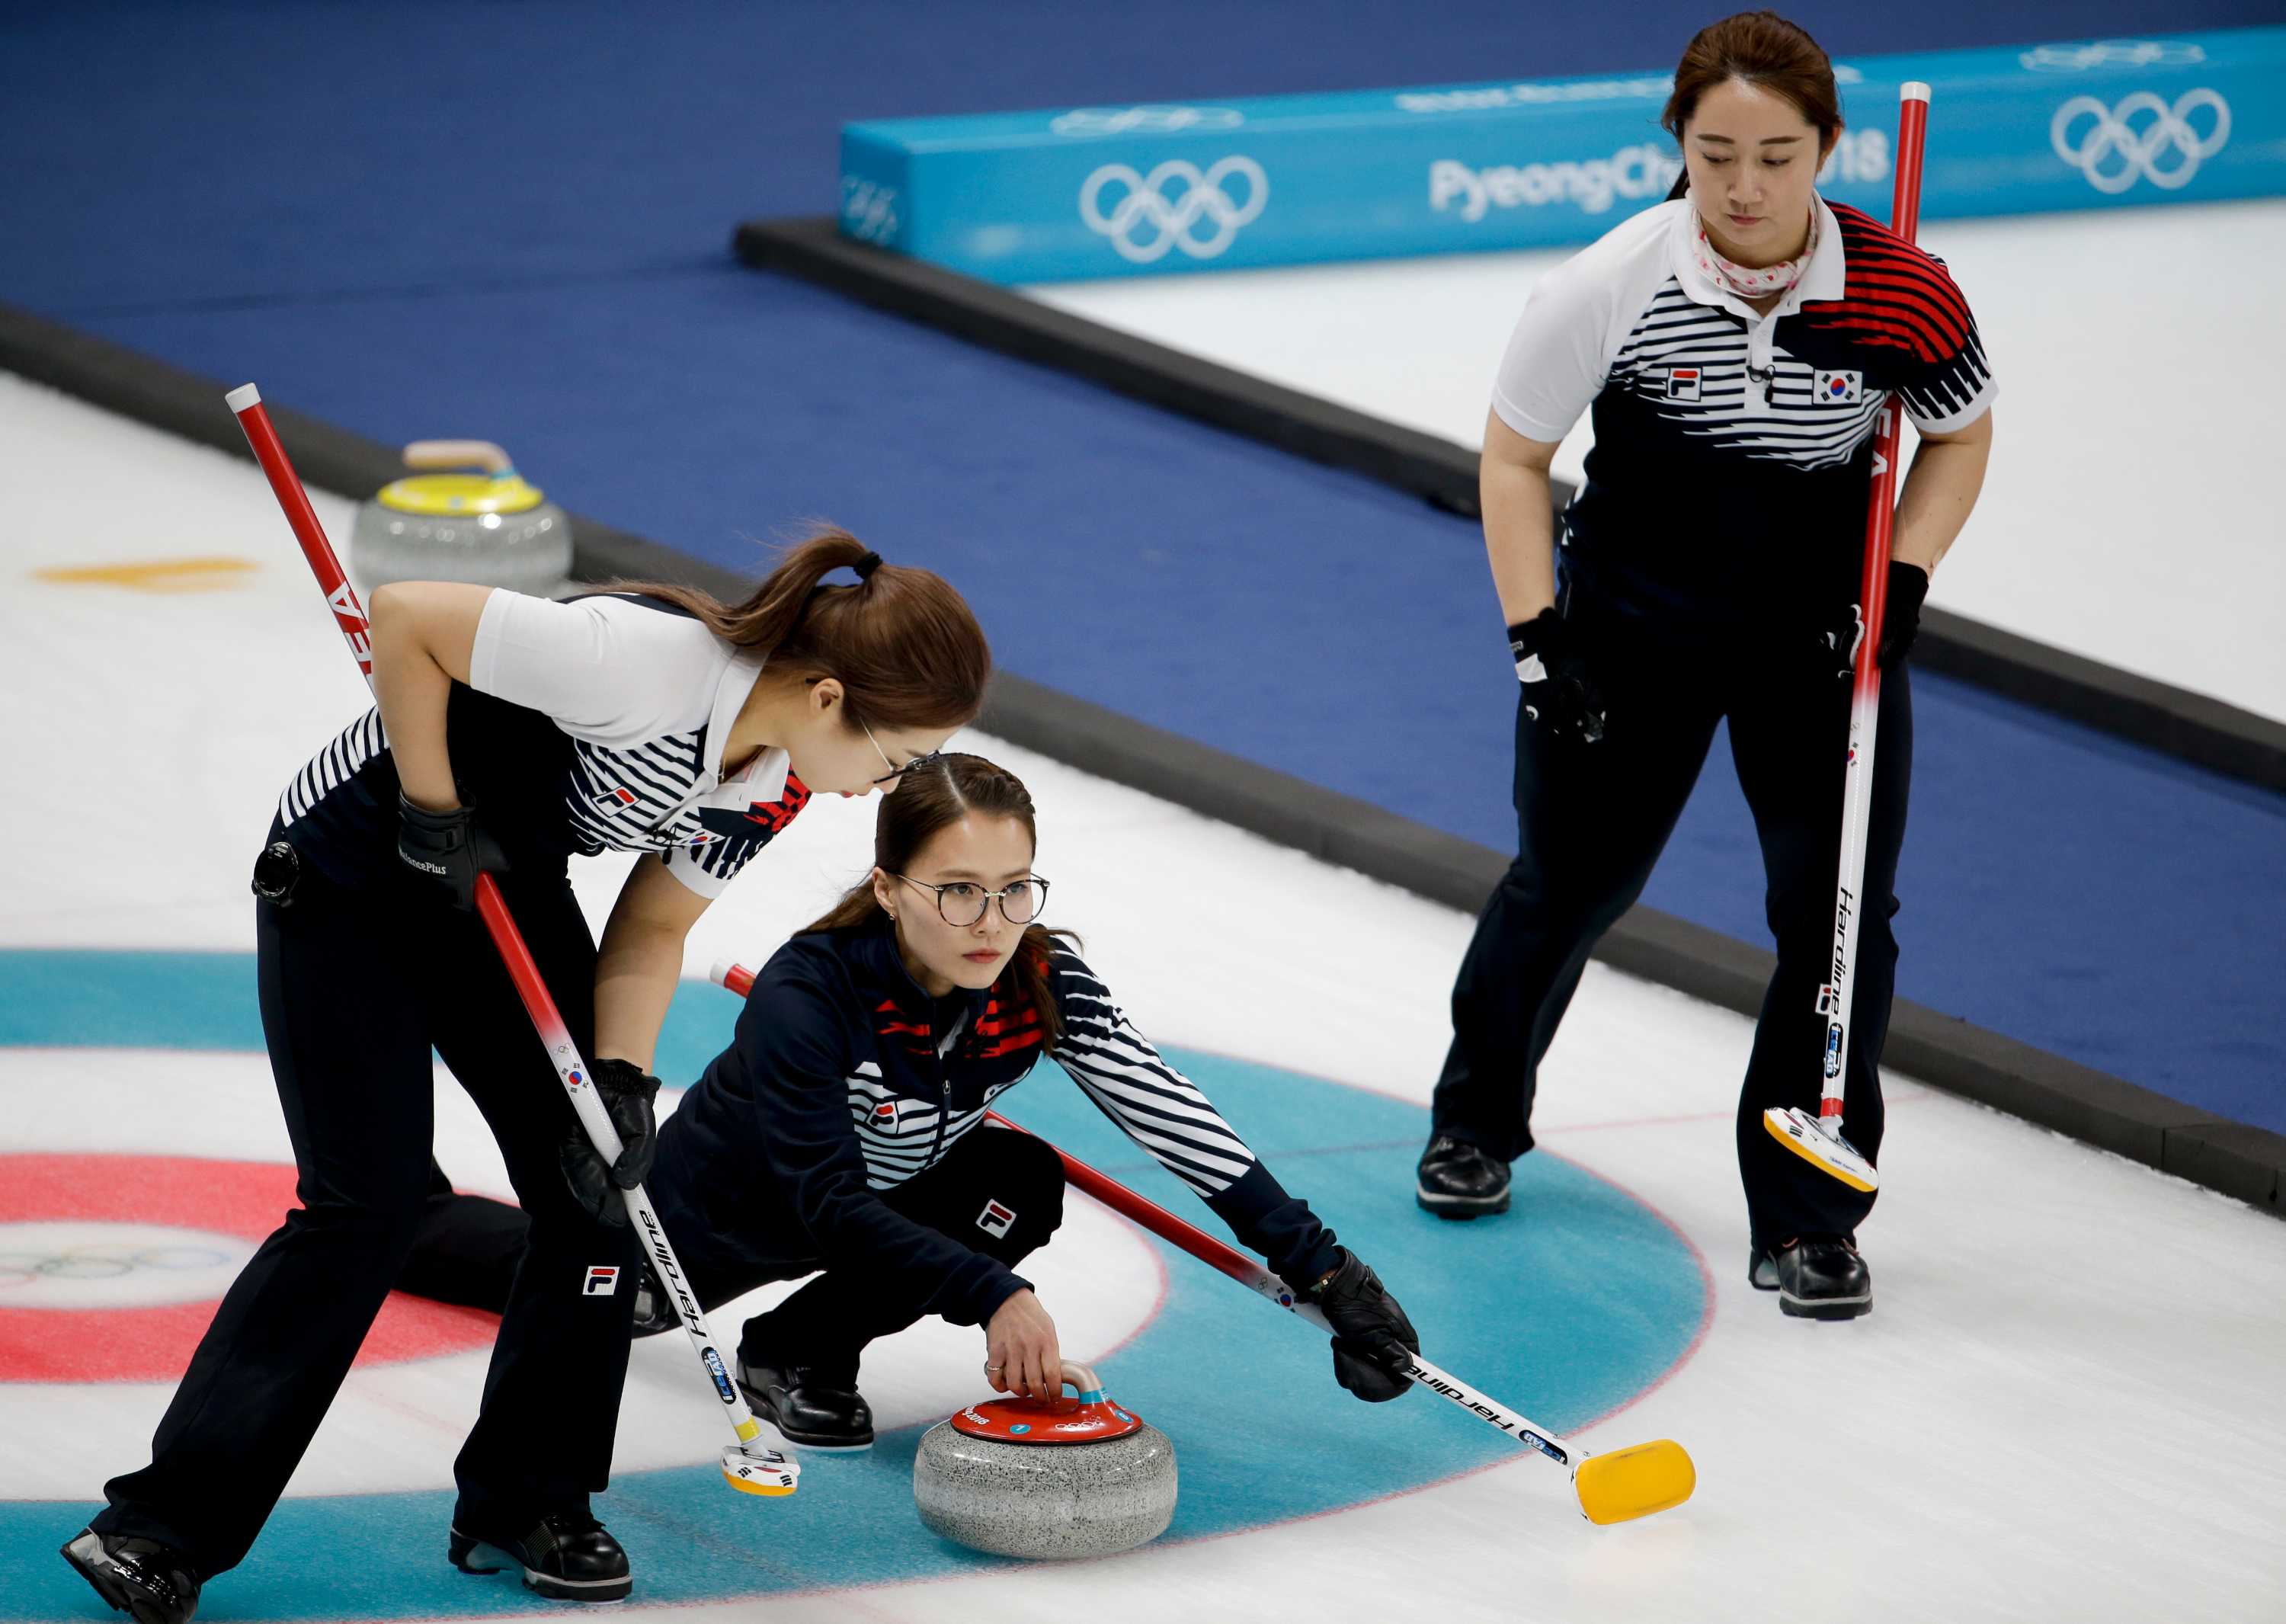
left=4, top=1, right=2281, bottom=1132
left=0, top=953, right=1702, bottom=1616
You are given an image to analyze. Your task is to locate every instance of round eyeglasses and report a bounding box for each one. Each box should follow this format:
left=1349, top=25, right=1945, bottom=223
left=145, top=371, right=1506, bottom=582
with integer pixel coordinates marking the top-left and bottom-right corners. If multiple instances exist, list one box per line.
left=894, top=874, right=1049, bottom=927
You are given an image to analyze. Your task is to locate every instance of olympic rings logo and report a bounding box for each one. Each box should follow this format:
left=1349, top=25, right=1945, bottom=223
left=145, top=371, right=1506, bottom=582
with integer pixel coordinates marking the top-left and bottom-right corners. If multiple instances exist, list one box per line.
left=1051, top=105, right=1244, bottom=137
left=2051, top=90, right=2230, bottom=194
left=0, top=1245, right=232, bottom=1287
left=2021, top=40, right=2206, bottom=73
left=1079, top=157, right=1268, bottom=264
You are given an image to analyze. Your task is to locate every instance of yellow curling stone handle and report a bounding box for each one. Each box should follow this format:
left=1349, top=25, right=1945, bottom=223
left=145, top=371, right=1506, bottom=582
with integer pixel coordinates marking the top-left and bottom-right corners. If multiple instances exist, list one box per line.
left=377, top=440, right=544, bottom=517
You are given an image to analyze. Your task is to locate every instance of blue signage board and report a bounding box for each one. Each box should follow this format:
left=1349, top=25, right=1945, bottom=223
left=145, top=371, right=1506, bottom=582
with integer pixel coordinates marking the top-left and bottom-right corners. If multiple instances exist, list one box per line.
left=837, top=30, right=2283, bottom=282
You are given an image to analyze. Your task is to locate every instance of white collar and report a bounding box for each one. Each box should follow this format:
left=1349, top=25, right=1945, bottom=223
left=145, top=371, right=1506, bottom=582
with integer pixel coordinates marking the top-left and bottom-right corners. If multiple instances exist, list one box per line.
left=703, top=649, right=790, bottom=801
left=1670, top=192, right=1846, bottom=319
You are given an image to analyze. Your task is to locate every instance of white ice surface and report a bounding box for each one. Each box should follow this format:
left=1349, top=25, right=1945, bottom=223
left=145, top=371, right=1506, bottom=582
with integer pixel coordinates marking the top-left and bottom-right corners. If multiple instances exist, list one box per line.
left=1027, top=200, right=2286, bottom=724
left=3, top=373, right=2283, bottom=1619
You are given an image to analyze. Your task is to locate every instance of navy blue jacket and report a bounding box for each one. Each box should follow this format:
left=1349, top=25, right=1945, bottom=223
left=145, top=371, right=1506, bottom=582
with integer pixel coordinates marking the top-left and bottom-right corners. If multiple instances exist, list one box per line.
left=662, top=921, right=1340, bottom=1329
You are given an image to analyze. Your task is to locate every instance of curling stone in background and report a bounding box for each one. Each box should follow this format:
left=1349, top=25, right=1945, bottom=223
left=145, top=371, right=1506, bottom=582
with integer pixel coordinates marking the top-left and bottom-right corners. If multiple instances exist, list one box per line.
left=913, top=1363, right=1176, bottom=1559
left=351, top=440, right=571, bottom=593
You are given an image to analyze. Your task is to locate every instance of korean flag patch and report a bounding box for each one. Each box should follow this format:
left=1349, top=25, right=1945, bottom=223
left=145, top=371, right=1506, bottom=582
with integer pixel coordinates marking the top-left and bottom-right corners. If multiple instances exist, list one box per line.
left=1814, top=370, right=1862, bottom=405
left=1665, top=366, right=1702, bottom=402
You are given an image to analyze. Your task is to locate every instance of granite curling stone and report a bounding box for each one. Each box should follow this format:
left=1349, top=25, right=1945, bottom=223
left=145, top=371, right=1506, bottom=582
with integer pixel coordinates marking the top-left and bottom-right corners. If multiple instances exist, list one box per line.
left=351, top=439, right=571, bottom=593
left=913, top=1363, right=1176, bottom=1559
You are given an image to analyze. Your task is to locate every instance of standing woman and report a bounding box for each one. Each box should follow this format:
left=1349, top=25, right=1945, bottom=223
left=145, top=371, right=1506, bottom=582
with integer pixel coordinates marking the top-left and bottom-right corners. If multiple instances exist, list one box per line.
left=64, top=530, right=988, bottom=1619
left=1417, top=12, right=1994, bottom=1321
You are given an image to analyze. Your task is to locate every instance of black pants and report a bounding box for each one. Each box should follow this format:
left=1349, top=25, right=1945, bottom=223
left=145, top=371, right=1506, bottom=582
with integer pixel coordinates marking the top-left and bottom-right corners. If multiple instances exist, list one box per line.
left=404, top=1124, right=1067, bottom=1382
left=93, top=858, right=639, bottom=1575
left=1433, top=604, right=1912, bottom=1244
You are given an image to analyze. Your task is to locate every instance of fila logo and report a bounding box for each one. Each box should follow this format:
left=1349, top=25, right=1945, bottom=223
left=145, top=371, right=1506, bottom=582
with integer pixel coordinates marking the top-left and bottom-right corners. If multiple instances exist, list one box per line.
left=1814, top=369, right=1863, bottom=404
left=977, top=1200, right=1017, bottom=1238
left=869, top=1099, right=903, bottom=1134
left=1665, top=366, right=1702, bottom=402
left=583, top=1265, right=620, bottom=1296
left=591, top=786, right=638, bottom=814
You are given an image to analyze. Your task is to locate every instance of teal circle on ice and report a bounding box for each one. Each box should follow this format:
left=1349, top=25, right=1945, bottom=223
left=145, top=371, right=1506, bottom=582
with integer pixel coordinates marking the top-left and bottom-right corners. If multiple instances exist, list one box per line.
left=0, top=950, right=1706, bottom=1617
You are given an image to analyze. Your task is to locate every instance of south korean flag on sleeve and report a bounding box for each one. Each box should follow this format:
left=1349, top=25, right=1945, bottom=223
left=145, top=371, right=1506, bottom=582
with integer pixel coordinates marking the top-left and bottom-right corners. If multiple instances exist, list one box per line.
left=1814, top=370, right=1862, bottom=405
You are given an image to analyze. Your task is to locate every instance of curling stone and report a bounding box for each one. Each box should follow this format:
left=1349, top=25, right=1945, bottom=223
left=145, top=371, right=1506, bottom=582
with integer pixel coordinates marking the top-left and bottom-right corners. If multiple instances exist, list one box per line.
left=913, top=1363, right=1176, bottom=1559
left=350, top=439, right=571, bottom=593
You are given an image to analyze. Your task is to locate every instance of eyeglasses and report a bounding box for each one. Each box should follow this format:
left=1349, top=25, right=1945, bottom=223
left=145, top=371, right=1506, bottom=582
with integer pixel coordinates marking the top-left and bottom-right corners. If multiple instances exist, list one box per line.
left=863, top=721, right=940, bottom=787
left=895, top=873, right=1049, bottom=927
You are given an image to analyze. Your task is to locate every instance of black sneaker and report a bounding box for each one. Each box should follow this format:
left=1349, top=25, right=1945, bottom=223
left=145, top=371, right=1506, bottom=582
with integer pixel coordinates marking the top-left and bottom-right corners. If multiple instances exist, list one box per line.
left=1415, top=1136, right=1511, bottom=1219
left=1773, top=1235, right=1872, bottom=1321
left=737, top=1356, right=875, bottom=1451
left=59, top=1529, right=201, bottom=1624
left=449, top=1510, right=631, bottom=1603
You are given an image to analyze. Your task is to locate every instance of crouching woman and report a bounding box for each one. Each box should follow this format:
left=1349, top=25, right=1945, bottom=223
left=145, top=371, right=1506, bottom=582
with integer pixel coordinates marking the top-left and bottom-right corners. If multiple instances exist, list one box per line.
left=649, top=751, right=1420, bottom=1445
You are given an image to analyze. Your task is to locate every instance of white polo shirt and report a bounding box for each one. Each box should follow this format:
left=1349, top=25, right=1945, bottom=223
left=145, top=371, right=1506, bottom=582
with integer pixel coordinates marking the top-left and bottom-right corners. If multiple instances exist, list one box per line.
left=277, top=591, right=811, bottom=897
left=1492, top=195, right=1996, bottom=622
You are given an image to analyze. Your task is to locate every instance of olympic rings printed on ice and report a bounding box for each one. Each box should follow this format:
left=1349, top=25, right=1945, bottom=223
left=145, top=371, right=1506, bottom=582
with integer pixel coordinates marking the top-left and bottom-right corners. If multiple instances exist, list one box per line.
left=2019, top=40, right=2206, bottom=73
left=1050, top=105, right=1244, bottom=137
left=0, top=1245, right=232, bottom=1287
left=1079, top=157, right=1268, bottom=264
left=2051, top=90, right=2230, bottom=194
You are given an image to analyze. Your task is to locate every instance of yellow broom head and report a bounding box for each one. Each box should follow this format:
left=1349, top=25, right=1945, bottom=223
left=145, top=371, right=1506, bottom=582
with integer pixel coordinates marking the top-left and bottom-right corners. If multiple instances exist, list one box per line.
left=1574, top=1439, right=1695, bottom=1525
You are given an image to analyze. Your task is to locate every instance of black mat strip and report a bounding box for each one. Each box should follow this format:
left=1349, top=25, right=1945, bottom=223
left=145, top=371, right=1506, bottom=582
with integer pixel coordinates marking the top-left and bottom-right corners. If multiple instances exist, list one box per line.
left=5, top=296, right=2273, bottom=1218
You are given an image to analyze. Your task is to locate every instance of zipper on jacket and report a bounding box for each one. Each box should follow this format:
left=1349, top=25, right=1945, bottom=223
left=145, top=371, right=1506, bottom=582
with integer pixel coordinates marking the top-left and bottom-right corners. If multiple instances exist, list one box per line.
left=921, top=1010, right=969, bottom=1173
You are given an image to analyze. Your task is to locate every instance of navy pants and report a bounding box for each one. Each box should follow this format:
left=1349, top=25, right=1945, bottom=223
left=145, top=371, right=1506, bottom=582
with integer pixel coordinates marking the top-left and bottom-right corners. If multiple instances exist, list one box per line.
left=94, top=857, right=638, bottom=1574
left=405, top=1123, right=1067, bottom=1382
left=1433, top=602, right=1912, bottom=1244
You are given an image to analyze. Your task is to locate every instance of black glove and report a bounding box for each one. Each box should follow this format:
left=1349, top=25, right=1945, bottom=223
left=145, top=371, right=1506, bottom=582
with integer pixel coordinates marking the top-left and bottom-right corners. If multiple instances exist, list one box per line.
left=1305, top=1248, right=1420, bottom=1404
left=559, top=1057, right=661, bottom=1225
left=1508, top=610, right=1606, bottom=745
left=395, top=793, right=508, bottom=911
left=1879, top=560, right=1929, bottom=668
left=1819, top=562, right=1929, bottom=677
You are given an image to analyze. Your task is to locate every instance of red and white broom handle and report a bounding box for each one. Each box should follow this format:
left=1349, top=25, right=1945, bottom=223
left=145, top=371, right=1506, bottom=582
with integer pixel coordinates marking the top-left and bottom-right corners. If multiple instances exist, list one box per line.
left=709, top=959, right=1590, bottom=1471
left=1819, top=83, right=1929, bottom=1126
left=226, top=386, right=789, bottom=1485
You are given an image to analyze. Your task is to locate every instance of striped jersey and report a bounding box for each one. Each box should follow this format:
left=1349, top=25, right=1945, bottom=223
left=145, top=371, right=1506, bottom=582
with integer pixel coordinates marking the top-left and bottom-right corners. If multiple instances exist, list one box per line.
left=667, top=922, right=1340, bottom=1328
left=1492, top=195, right=1996, bottom=622
left=275, top=591, right=808, bottom=898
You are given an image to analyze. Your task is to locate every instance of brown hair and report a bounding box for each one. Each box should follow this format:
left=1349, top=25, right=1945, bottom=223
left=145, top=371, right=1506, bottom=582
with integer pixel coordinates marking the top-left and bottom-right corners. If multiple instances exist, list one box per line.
left=806, top=752, right=1077, bottom=1044
left=1661, top=11, right=1843, bottom=197
left=604, top=527, right=988, bottom=733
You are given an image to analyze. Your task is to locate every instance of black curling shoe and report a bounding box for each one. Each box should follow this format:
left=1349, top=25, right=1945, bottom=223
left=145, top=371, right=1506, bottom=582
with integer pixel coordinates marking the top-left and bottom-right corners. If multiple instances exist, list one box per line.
left=59, top=1529, right=201, bottom=1624
left=1415, top=1136, right=1512, bottom=1219
left=1767, top=1235, right=1873, bottom=1320
left=738, top=1357, right=876, bottom=1450
left=450, top=1510, right=631, bottom=1603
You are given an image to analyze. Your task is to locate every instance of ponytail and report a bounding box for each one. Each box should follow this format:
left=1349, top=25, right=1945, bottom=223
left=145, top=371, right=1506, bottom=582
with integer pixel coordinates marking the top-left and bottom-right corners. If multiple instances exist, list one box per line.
left=601, top=526, right=988, bottom=732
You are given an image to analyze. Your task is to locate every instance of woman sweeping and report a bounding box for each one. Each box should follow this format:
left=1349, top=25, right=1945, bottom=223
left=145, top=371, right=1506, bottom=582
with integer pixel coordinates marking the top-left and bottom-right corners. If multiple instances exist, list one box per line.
left=66, top=531, right=990, bottom=1618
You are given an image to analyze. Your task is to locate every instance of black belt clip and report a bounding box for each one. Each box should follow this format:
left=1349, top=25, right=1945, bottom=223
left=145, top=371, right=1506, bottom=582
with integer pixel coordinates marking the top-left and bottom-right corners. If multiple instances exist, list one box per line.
left=251, top=840, right=303, bottom=908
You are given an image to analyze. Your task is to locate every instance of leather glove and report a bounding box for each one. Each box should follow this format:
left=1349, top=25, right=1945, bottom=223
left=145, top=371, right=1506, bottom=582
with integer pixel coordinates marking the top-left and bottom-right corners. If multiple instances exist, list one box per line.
left=1509, top=609, right=1606, bottom=744
left=1819, top=562, right=1929, bottom=677
left=1305, top=1248, right=1420, bottom=1404
left=559, top=1057, right=662, bottom=1225
left=395, top=793, right=508, bottom=911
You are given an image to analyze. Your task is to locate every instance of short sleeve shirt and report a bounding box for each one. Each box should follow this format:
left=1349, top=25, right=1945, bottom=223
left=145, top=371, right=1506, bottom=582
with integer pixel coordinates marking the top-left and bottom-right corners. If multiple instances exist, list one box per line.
left=277, top=591, right=811, bottom=897
left=1492, top=196, right=1996, bottom=622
